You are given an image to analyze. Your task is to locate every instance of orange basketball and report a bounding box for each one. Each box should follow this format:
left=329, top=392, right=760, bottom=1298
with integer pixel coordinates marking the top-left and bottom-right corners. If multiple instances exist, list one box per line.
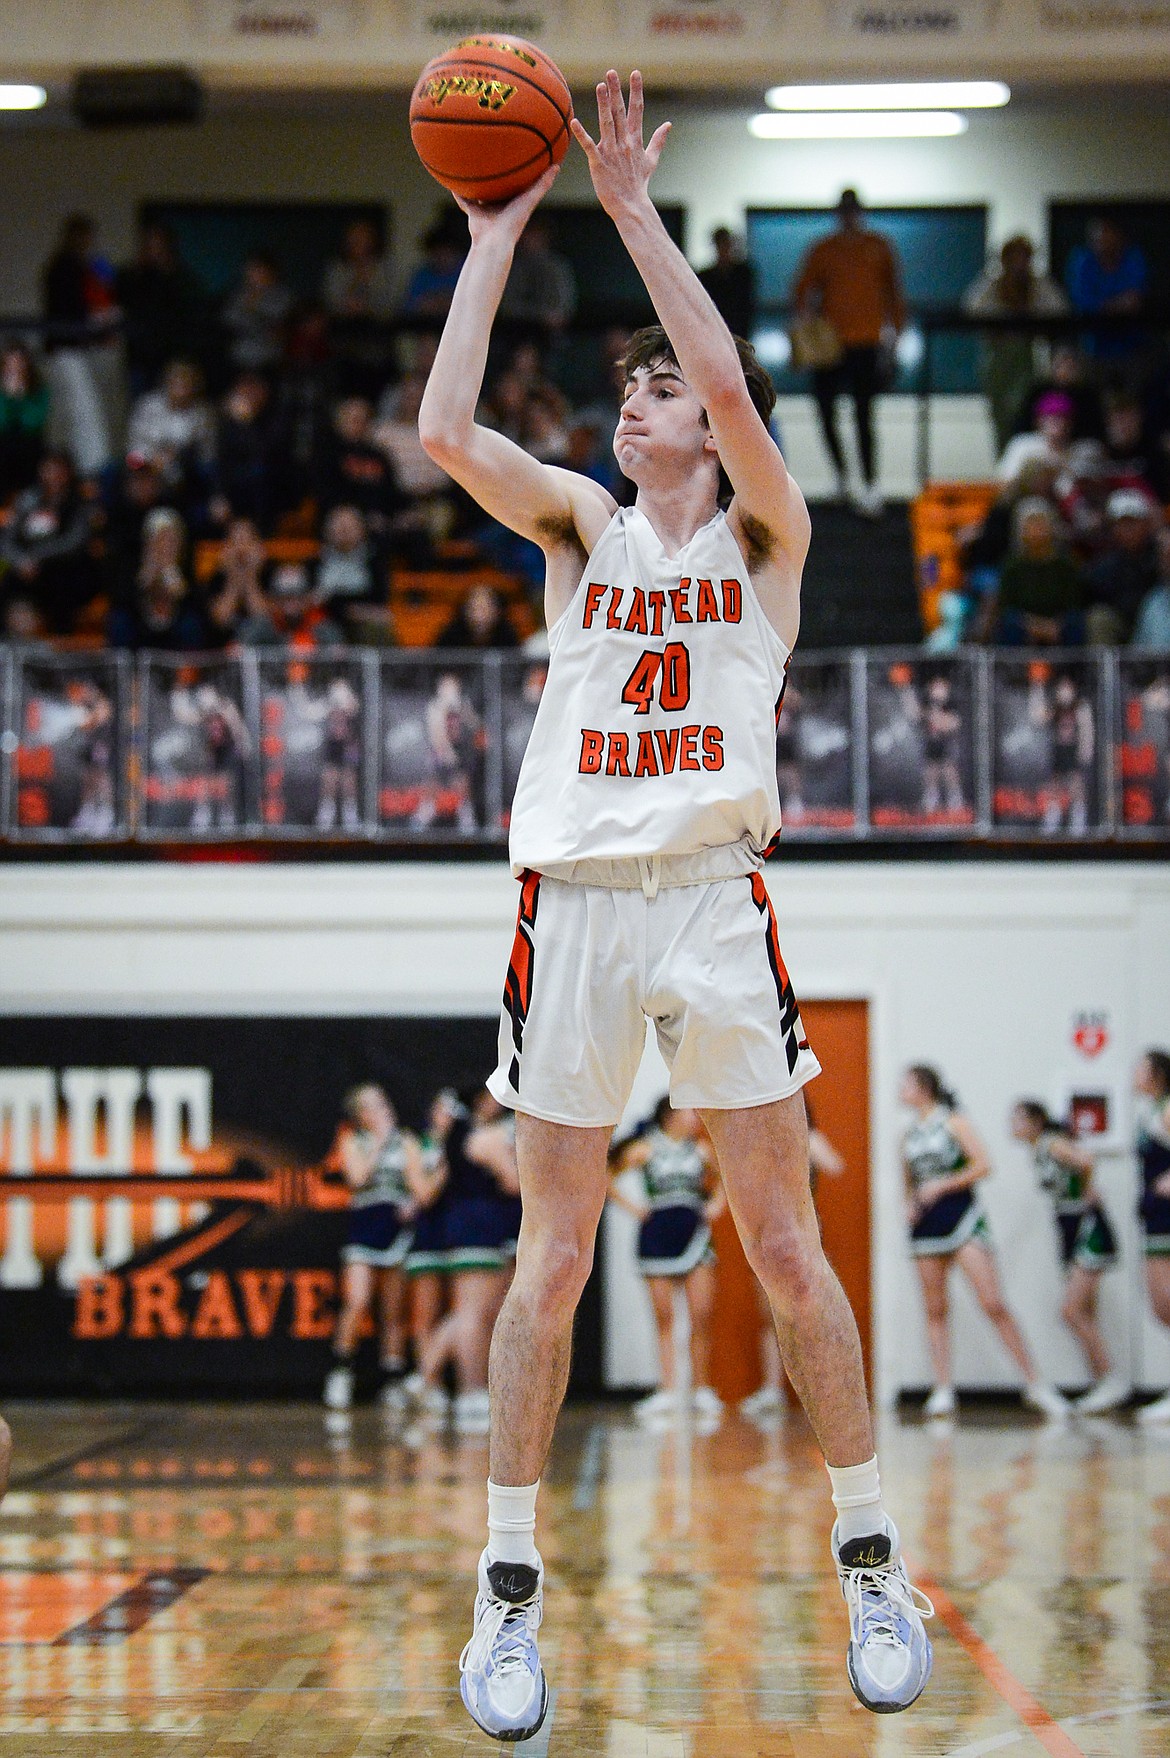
left=410, top=35, right=573, bottom=205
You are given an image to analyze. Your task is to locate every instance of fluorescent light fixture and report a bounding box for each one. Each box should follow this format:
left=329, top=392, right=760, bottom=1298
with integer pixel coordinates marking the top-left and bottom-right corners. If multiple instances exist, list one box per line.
left=0, top=84, right=47, bottom=110
left=750, top=111, right=967, bottom=139
left=767, top=81, right=1008, bottom=111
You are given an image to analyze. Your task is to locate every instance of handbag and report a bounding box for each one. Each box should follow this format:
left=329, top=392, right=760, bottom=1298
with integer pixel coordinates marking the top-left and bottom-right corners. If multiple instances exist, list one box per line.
left=788, top=313, right=843, bottom=372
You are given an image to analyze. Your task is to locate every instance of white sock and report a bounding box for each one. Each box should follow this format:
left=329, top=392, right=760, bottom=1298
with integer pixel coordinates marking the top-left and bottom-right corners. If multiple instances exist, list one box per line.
left=486, top=1478, right=540, bottom=1567
left=827, top=1455, right=888, bottom=1545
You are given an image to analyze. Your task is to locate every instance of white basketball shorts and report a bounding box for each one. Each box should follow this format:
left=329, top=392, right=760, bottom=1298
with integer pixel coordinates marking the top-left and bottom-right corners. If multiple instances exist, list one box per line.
left=488, top=868, right=821, bottom=1128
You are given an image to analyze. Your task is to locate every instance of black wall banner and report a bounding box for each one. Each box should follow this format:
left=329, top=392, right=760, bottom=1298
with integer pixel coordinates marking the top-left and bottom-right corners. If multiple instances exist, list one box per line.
left=0, top=1016, right=617, bottom=1399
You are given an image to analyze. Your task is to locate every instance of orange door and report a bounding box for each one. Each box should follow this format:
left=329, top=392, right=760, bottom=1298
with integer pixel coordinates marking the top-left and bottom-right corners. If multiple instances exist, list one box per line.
left=707, top=999, right=872, bottom=1402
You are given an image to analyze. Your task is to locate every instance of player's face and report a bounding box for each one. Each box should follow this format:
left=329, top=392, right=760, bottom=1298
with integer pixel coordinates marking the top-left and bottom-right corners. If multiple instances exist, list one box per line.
left=615, top=363, right=715, bottom=482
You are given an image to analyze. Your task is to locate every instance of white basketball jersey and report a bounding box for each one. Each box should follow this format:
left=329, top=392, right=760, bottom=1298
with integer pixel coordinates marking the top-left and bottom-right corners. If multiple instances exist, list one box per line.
left=509, top=506, right=790, bottom=874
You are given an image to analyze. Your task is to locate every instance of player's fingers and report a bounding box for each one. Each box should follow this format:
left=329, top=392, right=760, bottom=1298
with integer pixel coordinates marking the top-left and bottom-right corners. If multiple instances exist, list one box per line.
left=627, top=68, right=644, bottom=138
left=606, top=68, right=627, bottom=135
left=570, top=115, right=598, bottom=156
left=645, top=119, right=672, bottom=168
left=596, top=79, right=617, bottom=149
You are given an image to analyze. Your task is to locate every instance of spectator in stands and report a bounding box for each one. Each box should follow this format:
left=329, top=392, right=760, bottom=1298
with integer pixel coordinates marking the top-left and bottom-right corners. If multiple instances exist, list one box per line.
left=1065, top=215, right=1148, bottom=371
left=1100, top=388, right=1163, bottom=499
left=482, top=352, right=570, bottom=462
left=498, top=215, right=577, bottom=347
left=698, top=226, right=756, bottom=341
left=1133, top=524, right=1170, bottom=649
left=981, top=496, right=1086, bottom=646
left=40, top=213, right=122, bottom=477
left=107, top=506, right=208, bottom=650
left=221, top=252, right=292, bottom=376
left=126, top=358, right=216, bottom=491
left=323, top=218, right=394, bottom=397
left=210, top=372, right=285, bottom=532
left=277, top=304, right=338, bottom=506
left=996, top=390, right=1077, bottom=490
left=402, top=219, right=466, bottom=323
left=374, top=371, right=460, bottom=558
left=792, top=189, right=906, bottom=516
left=963, top=236, right=1068, bottom=450
left=437, top=582, right=518, bottom=650
left=1086, top=488, right=1161, bottom=644
left=241, top=558, right=343, bottom=648
left=1017, top=343, right=1103, bottom=443
left=0, top=341, right=49, bottom=502
left=1, top=594, right=44, bottom=645
left=0, top=450, right=97, bottom=633
left=203, top=515, right=271, bottom=647
left=104, top=455, right=175, bottom=609
left=315, top=396, right=400, bottom=534
left=313, top=504, right=383, bottom=623
left=116, top=220, right=207, bottom=396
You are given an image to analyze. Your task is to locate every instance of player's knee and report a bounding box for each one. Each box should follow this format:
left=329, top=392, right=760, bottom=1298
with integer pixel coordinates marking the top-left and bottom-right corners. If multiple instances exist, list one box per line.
left=746, top=1223, right=822, bottom=1312
left=981, top=1293, right=1010, bottom=1326
left=517, top=1229, right=594, bottom=1315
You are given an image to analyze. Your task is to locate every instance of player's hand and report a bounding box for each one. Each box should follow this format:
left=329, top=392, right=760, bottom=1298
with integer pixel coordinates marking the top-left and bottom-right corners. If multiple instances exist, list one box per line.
left=453, top=164, right=560, bottom=247
left=571, top=69, right=671, bottom=217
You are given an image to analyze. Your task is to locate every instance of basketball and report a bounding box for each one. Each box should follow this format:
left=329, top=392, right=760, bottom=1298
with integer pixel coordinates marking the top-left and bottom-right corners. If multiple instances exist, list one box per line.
left=410, top=35, right=573, bottom=204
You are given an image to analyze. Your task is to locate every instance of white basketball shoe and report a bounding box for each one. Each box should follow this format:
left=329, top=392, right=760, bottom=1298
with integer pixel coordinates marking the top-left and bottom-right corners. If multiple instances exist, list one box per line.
left=833, top=1519, right=934, bottom=1713
left=459, top=1549, right=548, bottom=1741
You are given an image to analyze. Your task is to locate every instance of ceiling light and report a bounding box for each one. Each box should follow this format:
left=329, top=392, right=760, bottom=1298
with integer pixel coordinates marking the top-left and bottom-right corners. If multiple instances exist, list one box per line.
left=750, top=111, right=968, bottom=139
left=0, top=84, right=47, bottom=111
left=766, top=81, right=1009, bottom=111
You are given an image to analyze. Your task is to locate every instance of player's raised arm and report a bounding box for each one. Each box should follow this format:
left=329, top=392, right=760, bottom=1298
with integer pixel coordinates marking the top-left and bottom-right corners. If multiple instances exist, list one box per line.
left=572, top=71, right=810, bottom=641
left=416, top=170, right=614, bottom=602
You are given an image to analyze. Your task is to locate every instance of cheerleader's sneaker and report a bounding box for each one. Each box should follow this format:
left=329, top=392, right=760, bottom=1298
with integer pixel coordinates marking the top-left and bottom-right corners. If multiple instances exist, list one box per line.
left=833, top=1519, right=934, bottom=1714
left=459, top=1549, right=548, bottom=1741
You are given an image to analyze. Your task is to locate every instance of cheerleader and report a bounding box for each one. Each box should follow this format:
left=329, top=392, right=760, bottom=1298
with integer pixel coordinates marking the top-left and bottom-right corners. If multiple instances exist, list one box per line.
left=402, top=1088, right=459, bottom=1416
left=610, top=1099, right=726, bottom=1421
left=323, top=1085, right=440, bottom=1412
left=902, top=1066, right=1067, bottom=1420
left=1135, top=1048, right=1170, bottom=1424
left=1010, top=1099, right=1125, bottom=1414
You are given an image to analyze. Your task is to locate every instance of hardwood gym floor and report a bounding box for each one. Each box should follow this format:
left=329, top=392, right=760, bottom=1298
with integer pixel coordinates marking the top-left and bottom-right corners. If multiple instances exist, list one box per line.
left=1, top=1400, right=1168, bottom=1756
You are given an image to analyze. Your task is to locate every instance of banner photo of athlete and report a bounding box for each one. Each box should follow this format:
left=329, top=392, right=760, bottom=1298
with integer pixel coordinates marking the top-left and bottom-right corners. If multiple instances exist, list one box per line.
left=0, top=1014, right=552, bottom=1397
left=5, top=650, right=130, bottom=840
left=377, top=655, right=492, bottom=838
left=990, top=653, right=1106, bottom=835
left=1116, top=654, right=1170, bottom=836
left=865, top=653, right=980, bottom=834
left=776, top=654, right=857, bottom=835
left=499, top=654, right=548, bottom=832
left=254, top=652, right=373, bottom=835
left=139, top=654, right=256, bottom=837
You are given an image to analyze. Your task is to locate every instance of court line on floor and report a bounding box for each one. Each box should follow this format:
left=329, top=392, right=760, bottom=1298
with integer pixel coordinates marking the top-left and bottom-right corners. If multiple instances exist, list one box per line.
left=944, top=1697, right=1170, bottom=1757
left=912, top=1564, right=1086, bottom=1758
left=572, top=1424, right=605, bottom=1511
left=10, top=1418, right=165, bottom=1491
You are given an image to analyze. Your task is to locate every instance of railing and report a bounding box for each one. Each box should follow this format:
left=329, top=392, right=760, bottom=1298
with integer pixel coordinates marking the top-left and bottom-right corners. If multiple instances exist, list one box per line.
left=2, top=644, right=1167, bottom=848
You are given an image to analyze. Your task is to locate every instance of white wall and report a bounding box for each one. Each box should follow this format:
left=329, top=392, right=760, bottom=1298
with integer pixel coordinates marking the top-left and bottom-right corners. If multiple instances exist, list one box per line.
left=2, top=857, right=1168, bottom=1405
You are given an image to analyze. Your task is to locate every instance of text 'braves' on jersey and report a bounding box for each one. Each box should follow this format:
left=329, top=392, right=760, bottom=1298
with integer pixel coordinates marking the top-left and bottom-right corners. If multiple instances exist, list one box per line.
left=508, top=506, right=791, bottom=874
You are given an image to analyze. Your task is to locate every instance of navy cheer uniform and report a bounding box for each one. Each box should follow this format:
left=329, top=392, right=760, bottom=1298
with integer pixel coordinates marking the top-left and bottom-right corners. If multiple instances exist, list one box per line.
left=406, top=1131, right=450, bottom=1277
left=1137, top=1100, right=1170, bottom=1255
left=343, top=1128, right=413, bottom=1268
left=1033, top=1130, right=1117, bottom=1271
left=905, top=1106, right=990, bottom=1256
left=442, top=1116, right=519, bottom=1273
left=635, top=1130, right=713, bottom=1277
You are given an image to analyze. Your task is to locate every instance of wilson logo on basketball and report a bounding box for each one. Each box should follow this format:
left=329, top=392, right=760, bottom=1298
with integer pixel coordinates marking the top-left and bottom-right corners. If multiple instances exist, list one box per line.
left=421, top=74, right=517, bottom=109
left=456, top=36, right=539, bottom=66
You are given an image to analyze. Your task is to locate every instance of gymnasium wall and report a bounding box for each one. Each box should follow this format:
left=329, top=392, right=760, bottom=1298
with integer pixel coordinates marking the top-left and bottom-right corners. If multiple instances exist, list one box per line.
left=2, top=858, right=1167, bottom=1405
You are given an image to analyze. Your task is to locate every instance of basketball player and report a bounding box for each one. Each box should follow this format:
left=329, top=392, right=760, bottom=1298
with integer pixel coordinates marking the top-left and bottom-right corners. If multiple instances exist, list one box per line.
left=1134, top=1048, right=1170, bottom=1423
left=609, top=1098, right=725, bottom=1421
left=1010, top=1099, right=1126, bottom=1414
left=323, top=1084, right=437, bottom=1412
left=419, top=69, right=934, bottom=1738
left=901, top=1066, right=1067, bottom=1421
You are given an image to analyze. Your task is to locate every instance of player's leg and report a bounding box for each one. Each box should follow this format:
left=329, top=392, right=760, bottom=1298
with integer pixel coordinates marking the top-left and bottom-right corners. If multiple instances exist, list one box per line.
left=683, top=1259, right=719, bottom=1416
left=702, top=1096, right=933, bottom=1712
left=915, top=1254, right=955, bottom=1411
left=643, top=1274, right=677, bottom=1403
left=452, top=1268, right=508, bottom=1432
left=1138, top=1256, right=1170, bottom=1421
left=325, top=1260, right=372, bottom=1409
left=954, top=1239, right=1066, bottom=1416
left=1060, top=1265, right=1110, bottom=1380
left=376, top=1267, right=410, bottom=1408
left=701, top=1097, right=872, bottom=1464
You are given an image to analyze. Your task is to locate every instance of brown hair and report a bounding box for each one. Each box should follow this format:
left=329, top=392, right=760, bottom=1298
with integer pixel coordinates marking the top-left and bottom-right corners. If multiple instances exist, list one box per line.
left=618, top=325, right=776, bottom=504
left=1145, top=1049, right=1170, bottom=1098
left=907, top=1065, right=957, bottom=1110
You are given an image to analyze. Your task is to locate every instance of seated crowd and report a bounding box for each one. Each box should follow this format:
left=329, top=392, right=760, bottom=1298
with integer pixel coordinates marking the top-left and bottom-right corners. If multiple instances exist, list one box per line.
left=0, top=209, right=630, bottom=655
